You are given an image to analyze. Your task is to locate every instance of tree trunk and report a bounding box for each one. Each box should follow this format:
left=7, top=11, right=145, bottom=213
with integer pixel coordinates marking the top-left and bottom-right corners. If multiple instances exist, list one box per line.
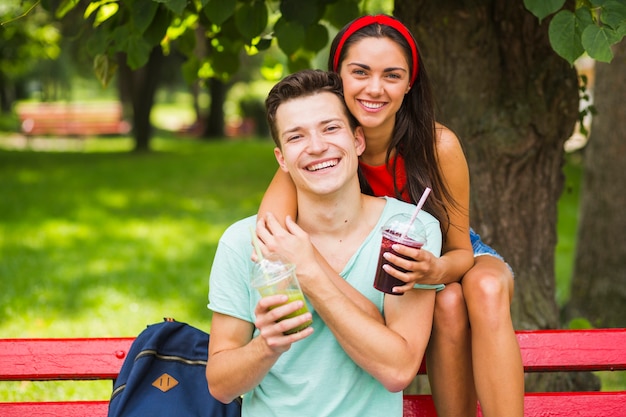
left=202, top=78, right=227, bottom=139
left=567, top=42, right=626, bottom=328
left=118, top=47, right=164, bottom=152
left=0, top=74, right=10, bottom=114
left=117, top=52, right=134, bottom=128
left=395, top=0, right=579, bottom=390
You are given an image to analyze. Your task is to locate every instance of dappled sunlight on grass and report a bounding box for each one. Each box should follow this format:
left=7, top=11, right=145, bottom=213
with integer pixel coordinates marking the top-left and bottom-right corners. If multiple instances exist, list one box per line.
left=0, top=138, right=277, bottom=342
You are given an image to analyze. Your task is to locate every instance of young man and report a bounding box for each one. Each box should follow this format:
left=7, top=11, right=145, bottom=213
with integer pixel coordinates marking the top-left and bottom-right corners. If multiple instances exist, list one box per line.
left=206, top=69, right=442, bottom=417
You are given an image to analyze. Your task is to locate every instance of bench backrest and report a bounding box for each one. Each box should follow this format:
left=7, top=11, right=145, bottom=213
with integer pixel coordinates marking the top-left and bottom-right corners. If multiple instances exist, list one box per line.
left=1, top=329, right=625, bottom=417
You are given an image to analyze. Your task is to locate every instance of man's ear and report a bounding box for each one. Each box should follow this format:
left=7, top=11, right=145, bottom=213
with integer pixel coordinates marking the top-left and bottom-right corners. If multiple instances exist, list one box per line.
left=274, top=147, right=289, bottom=172
left=354, top=126, right=366, bottom=156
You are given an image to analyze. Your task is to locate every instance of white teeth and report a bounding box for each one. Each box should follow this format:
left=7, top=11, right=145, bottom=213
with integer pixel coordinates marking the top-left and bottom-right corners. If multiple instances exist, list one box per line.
left=360, top=100, right=384, bottom=109
left=307, top=160, right=338, bottom=171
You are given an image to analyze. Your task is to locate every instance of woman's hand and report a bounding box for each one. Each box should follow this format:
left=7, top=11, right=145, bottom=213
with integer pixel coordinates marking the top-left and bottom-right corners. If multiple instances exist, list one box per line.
left=382, top=243, right=440, bottom=294
left=255, top=213, right=319, bottom=284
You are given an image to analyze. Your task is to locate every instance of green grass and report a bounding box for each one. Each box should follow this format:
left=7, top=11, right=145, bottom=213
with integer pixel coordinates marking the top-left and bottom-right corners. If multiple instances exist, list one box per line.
left=555, top=151, right=584, bottom=307
left=0, top=134, right=278, bottom=401
left=0, top=136, right=278, bottom=339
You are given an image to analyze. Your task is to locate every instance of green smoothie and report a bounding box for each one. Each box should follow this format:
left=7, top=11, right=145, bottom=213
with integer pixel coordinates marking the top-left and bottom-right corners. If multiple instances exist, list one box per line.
left=269, top=289, right=312, bottom=335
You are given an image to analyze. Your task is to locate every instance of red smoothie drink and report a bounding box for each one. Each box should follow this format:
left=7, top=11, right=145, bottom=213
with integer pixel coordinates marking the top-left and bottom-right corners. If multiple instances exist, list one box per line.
left=374, top=230, right=424, bottom=295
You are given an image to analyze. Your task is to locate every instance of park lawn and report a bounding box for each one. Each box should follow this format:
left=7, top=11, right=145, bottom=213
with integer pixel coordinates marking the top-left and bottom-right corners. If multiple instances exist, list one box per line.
left=0, top=135, right=278, bottom=401
left=0, top=136, right=279, bottom=339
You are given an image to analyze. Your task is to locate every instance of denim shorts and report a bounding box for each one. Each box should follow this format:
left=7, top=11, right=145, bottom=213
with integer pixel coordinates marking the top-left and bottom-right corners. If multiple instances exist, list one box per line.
left=470, top=228, right=514, bottom=276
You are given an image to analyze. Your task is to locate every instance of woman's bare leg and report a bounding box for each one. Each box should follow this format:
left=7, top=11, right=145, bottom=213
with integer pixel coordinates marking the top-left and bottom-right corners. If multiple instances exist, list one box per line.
left=426, top=282, right=477, bottom=416
left=462, top=256, right=524, bottom=417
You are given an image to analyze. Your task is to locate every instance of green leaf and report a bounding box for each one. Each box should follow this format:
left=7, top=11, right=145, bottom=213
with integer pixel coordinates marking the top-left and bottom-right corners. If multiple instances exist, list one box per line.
left=234, top=1, right=268, bottom=41
left=280, top=0, right=322, bottom=27
left=548, top=10, right=585, bottom=64
left=175, top=24, right=198, bottom=56
left=205, top=0, right=236, bottom=26
left=211, top=50, right=240, bottom=76
left=181, top=55, right=201, bottom=84
left=110, top=24, right=132, bottom=51
left=126, top=35, right=153, bottom=69
left=523, top=0, right=566, bottom=21
left=130, top=1, right=159, bottom=34
left=303, top=23, right=328, bottom=53
left=143, top=6, right=172, bottom=45
left=94, top=3, right=119, bottom=27
left=153, top=0, right=188, bottom=16
left=600, top=0, right=626, bottom=29
left=85, top=26, right=109, bottom=54
left=55, top=0, right=81, bottom=18
left=274, top=17, right=305, bottom=56
left=581, top=24, right=618, bottom=62
left=84, top=1, right=107, bottom=19
left=93, top=54, right=118, bottom=87
left=323, top=0, right=360, bottom=29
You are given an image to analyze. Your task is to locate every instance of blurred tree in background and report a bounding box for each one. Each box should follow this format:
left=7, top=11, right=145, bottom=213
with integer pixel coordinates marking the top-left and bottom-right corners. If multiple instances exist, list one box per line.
left=0, top=1, right=62, bottom=112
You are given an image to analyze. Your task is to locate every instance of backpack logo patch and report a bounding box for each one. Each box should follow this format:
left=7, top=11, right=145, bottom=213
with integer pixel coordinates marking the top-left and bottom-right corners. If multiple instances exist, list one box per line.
left=152, top=373, right=179, bottom=392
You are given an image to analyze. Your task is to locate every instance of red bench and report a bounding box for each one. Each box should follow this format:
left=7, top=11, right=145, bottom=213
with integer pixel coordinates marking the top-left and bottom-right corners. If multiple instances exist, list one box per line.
left=15, top=102, right=130, bottom=137
left=1, top=329, right=625, bottom=416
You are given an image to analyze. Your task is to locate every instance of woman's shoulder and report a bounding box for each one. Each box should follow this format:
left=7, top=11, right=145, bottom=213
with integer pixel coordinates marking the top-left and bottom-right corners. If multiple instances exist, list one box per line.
left=434, top=122, right=466, bottom=163
left=435, top=122, right=462, bottom=148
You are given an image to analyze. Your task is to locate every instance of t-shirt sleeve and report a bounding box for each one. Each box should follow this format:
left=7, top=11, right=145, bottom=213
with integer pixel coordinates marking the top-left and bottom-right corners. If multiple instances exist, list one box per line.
left=207, top=220, right=257, bottom=324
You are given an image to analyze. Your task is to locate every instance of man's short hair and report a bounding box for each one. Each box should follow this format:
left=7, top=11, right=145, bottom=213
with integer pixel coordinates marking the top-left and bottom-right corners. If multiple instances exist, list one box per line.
left=265, top=69, right=359, bottom=146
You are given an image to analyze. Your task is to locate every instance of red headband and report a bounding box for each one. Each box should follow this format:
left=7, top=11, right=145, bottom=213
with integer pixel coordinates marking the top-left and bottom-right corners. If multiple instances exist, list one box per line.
left=332, top=15, right=419, bottom=87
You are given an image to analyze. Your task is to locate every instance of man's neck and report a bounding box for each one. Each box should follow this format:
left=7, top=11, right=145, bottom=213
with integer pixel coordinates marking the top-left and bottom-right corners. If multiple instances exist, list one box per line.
left=296, top=184, right=385, bottom=272
left=296, top=184, right=365, bottom=236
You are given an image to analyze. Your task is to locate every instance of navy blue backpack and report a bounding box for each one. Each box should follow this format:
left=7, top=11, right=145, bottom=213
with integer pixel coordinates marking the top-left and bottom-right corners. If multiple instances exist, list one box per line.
left=108, top=319, right=241, bottom=417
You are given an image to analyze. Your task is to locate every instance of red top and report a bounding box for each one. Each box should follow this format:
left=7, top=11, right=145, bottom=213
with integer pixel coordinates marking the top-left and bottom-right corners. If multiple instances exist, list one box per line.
left=359, top=154, right=410, bottom=201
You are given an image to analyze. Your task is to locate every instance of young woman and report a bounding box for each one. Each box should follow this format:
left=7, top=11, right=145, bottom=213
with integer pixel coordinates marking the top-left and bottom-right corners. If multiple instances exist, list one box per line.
left=258, top=15, right=524, bottom=417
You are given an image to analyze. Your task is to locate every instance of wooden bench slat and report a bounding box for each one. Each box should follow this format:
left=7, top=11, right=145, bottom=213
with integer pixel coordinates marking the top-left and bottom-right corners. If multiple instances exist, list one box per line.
left=403, top=392, right=626, bottom=417
left=16, top=102, right=130, bottom=136
left=415, top=328, right=626, bottom=375
left=0, top=401, right=109, bottom=417
left=2, top=329, right=625, bottom=416
left=523, top=392, right=626, bottom=416
left=516, top=329, right=626, bottom=372
left=0, top=338, right=134, bottom=380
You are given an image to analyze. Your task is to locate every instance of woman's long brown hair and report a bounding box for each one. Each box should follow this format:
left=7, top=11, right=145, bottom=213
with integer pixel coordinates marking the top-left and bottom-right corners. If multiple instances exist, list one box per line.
left=328, top=16, right=463, bottom=242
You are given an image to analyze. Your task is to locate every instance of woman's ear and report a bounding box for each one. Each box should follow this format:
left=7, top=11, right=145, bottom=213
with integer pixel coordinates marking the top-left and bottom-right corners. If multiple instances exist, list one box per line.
left=274, top=147, right=289, bottom=172
left=354, top=126, right=366, bottom=156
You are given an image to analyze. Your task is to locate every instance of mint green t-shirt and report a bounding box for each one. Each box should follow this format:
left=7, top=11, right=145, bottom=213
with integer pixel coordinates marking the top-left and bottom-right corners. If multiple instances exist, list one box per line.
left=208, top=197, right=441, bottom=417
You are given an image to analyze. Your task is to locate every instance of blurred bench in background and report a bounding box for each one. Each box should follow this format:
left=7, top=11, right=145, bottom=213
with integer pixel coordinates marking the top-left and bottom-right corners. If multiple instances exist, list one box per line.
left=16, top=102, right=130, bottom=137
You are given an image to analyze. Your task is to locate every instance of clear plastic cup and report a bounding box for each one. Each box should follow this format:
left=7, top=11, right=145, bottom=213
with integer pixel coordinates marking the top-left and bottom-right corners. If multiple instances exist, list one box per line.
left=251, top=254, right=312, bottom=334
left=373, top=213, right=427, bottom=295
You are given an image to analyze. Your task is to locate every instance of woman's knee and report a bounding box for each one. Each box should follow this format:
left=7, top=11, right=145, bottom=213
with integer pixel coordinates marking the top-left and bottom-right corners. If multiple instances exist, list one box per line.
left=463, top=257, right=512, bottom=303
left=462, top=257, right=514, bottom=323
left=433, top=283, right=468, bottom=331
left=435, top=282, right=465, bottom=312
